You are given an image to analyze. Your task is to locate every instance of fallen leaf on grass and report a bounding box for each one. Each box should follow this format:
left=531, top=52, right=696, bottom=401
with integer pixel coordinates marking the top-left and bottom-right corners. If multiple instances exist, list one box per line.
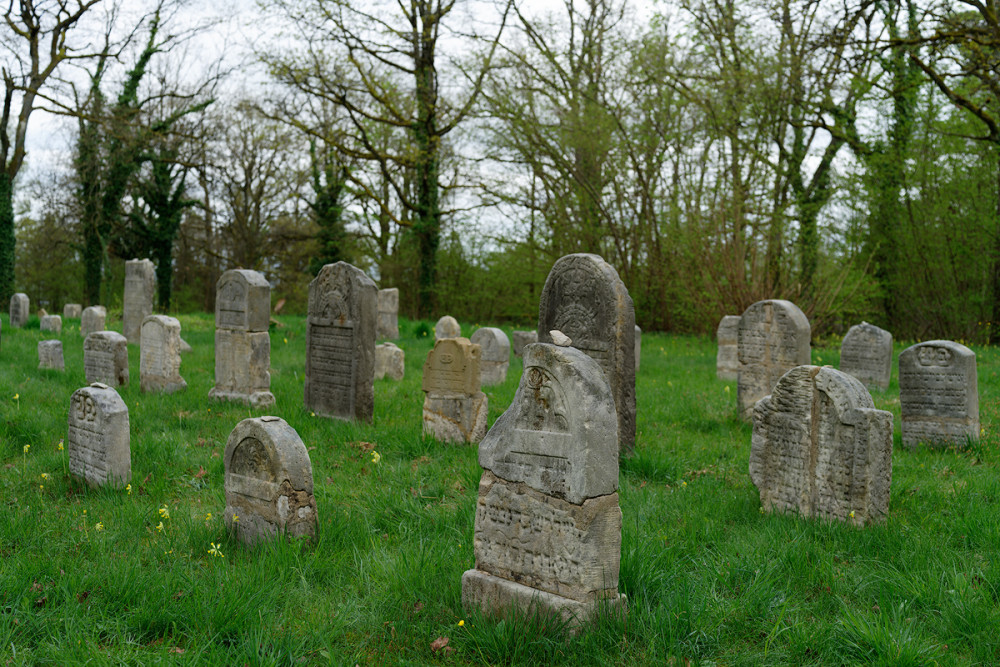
left=413, top=601, right=424, bottom=613
left=410, top=456, right=431, bottom=471
left=168, top=647, right=185, bottom=654
left=77, top=591, right=90, bottom=603
left=193, top=467, right=207, bottom=479
left=430, top=637, right=450, bottom=653
left=349, top=441, right=376, bottom=454
left=34, top=596, right=46, bottom=608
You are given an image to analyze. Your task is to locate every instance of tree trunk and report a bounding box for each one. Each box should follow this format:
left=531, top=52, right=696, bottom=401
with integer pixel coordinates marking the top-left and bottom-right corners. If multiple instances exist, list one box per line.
left=0, top=173, right=14, bottom=303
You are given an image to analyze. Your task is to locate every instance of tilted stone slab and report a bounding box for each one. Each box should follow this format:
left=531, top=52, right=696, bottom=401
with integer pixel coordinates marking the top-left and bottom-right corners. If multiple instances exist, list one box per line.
left=840, top=322, right=892, bottom=391
left=435, top=315, right=461, bottom=341
left=716, top=315, right=740, bottom=381
left=737, top=300, right=811, bottom=421
left=123, top=259, right=155, bottom=343
left=9, top=293, right=28, bottom=328
left=471, top=327, right=510, bottom=386
left=85, top=331, right=129, bottom=387
left=38, top=340, right=64, bottom=371
left=81, top=306, right=106, bottom=338
left=376, top=287, right=399, bottom=340
left=140, top=315, right=187, bottom=393
left=899, top=340, right=979, bottom=448
left=68, top=383, right=130, bottom=488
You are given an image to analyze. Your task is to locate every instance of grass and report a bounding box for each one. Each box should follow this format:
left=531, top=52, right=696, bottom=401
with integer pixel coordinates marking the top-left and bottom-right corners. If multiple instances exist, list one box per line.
left=1, top=312, right=999, bottom=664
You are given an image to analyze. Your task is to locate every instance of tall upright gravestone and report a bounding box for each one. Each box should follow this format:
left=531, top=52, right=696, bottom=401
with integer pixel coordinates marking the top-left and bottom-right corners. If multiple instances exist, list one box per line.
left=210, top=269, right=274, bottom=408
left=67, top=383, right=130, bottom=488
left=305, top=262, right=377, bottom=422
left=840, top=322, right=893, bottom=391
left=38, top=340, right=64, bottom=371
left=737, top=300, right=811, bottom=421
left=376, top=288, right=399, bottom=340
left=9, top=293, right=28, bottom=328
left=140, top=315, right=187, bottom=393
left=716, top=315, right=741, bottom=381
left=123, top=259, right=156, bottom=343
left=537, top=253, right=636, bottom=455
left=422, top=337, right=488, bottom=443
left=899, top=340, right=979, bottom=448
left=85, top=331, right=129, bottom=387
left=462, top=342, right=626, bottom=627
left=81, top=306, right=106, bottom=338
left=470, top=327, right=510, bottom=386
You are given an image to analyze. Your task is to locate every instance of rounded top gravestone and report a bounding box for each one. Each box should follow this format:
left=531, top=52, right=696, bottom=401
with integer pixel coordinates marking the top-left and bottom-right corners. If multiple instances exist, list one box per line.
left=215, top=269, right=271, bottom=332
left=435, top=315, right=461, bottom=341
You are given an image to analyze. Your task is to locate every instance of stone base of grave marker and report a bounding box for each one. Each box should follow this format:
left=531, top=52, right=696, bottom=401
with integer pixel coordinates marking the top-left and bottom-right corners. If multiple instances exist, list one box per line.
left=38, top=340, right=64, bottom=370
left=423, top=392, right=488, bottom=443
left=375, top=342, right=404, bottom=380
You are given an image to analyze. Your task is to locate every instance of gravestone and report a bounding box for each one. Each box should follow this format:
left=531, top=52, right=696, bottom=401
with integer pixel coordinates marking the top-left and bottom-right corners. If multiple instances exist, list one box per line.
left=80, top=306, right=106, bottom=338
left=375, top=342, right=405, bottom=381
left=716, top=315, right=740, bottom=381
left=38, top=340, right=64, bottom=371
left=471, top=327, right=510, bottom=386
left=224, top=416, right=318, bottom=546
left=737, top=300, right=811, bottom=421
left=634, top=325, right=641, bottom=372
left=839, top=322, right=893, bottom=391
left=40, top=314, right=62, bottom=334
left=140, top=315, right=187, bottom=393
left=538, top=253, right=636, bottom=455
left=37, top=308, right=47, bottom=318
left=422, top=337, right=488, bottom=443
left=376, top=288, right=399, bottom=340
left=210, top=269, right=274, bottom=408
left=511, top=330, right=537, bottom=357
left=64, top=304, right=82, bottom=319
left=123, top=259, right=156, bottom=343
left=67, top=383, right=130, bottom=488
left=899, top=340, right=979, bottom=448
left=304, top=262, right=377, bottom=421
left=9, top=293, right=28, bottom=328
left=462, top=342, right=625, bottom=627
left=84, top=331, right=129, bottom=387
left=435, top=315, right=461, bottom=341
left=749, top=365, right=893, bottom=526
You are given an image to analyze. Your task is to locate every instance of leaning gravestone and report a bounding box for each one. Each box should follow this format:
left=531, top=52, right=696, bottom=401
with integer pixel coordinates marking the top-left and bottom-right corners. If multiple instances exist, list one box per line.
left=471, top=327, right=510, bottom=386
left=737, top=300, right=811, bottom=421
left=123, top=259, right=156, bottom=344
left=839, top=322, right=893, bottom=391
left=210, top=269, right=274, bottom=408
left=376, top=288, right=399, bottom=340
left=40, top=314, right=62, bottom=334
left=375, top=342, right=405, bottom=381
left=84, top=331, right=129, bottom=387
left=511, top=330, right=537, bottom=357
left=462, top=342, right=625, bottom=627
left=749, top=366, right=893, bottom=526
left=38, top=340, right=64, bottom=371
left=422, top=337, right=488, bottom=443
left=224, top=416, right=317, bottom=546
left=67, top=382, right=130, bottom=488
left=634, top=325, right=642, bottom=373
left=716, top=315, right=740, bottom=381
left=304, top=262, right=377, bottom=422
left=538, top=253, right=636, bottom=455
left=80, top=306, right=106, bottom=338
left=64, top=304, right=82, bottom=319
left=899, top=340, right=979, bottom=448
left=9, top=293, right=28, bottom=328
left=435, top=315, right=461, bottom=341
left=140, top=315, right=187, bottom=393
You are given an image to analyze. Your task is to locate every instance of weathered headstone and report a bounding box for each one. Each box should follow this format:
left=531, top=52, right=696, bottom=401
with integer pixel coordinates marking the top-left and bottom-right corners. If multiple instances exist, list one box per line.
left=737, top=300, right=811, bottom=421
left=210, top=269, right=274, bottom=408
left=224, top=416, right=318, bottom=546
left=634, top=325, right=642, bottom=372
left=123, top=259, right=156, bottom=343
left=64, top=304, right=82, bottom=319
left=80, top=306, right=106, bottom=338
left=38, top=340, right=64, bottom=371
left=422, top=337, right=488, bottom=443
left=376, top=287, right=399, bottom=340
left=538, top=253, right=636, bottom=455
left=84, top=331, right=129, bottom=387
left=471, top=327, right=510, bottom=386
left=375, top=342, right=405, bottom=381
left=9, top=293, right=28, bottom=328
left=462, top=342, right=625, bottom=627
left=304, top=262, right=377, bottom=421
left=716, top=315, right=740, bottom=381
left=40, top=314, right=62, bottom=334
left=511, top=330, right=537, bottom=357
left=37, top=308, right=47, bottom=318
left=67, top=383, right=130, bottom=488
left=435, top=315, right=461, bottom=341
left=749, top=366, right=893, bottom=526
left=899, top=340, right=979, bottom=448
left=140, top=315, right=187, bottom=393
left=839, top=322, right=893, bottom=391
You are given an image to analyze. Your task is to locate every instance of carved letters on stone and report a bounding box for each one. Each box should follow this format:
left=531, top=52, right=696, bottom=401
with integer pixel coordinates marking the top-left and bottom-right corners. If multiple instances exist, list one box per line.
left=839, top=322, right=893, bottom=391
left=68, top=383, right=130, bottom=488
left=737, top=300, right=811, bottom=421
left=899, top=340, right=979, bottom=448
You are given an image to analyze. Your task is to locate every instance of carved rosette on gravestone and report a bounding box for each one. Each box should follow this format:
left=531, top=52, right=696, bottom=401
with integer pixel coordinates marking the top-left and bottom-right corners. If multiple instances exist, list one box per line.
left=375, top=342, right=405, bottom=381
left=68, top=383, right=130, bottom=488
left=471, top=327, right=510, bottom=386
left=634, top=325, right=642, bottom=372
left=750, top=366, right=893, bottom=526
left=511, top=330, right=537, bottom=357
left=537, top=253, right=636, bottom=456
left=376, top=288, right=399, bottom=340
left=38, top=340, right=64, bottom=371
left=209, top=269, right=274, bottom=408
left=434, top=315, right=461, bottom=341
left=9, top=293, right=28, bottom=328
left=716, top=315, right=741, bottom=381
left=40, top=314, right=62, bottom=334
left=899, top=340, right=979, bottom=448
left=80, top=306, right=107, bottom=338
left=839, top=322, right=893, bottom=391
left=85, top=331, right=129, bottom=387
left=422, top=337, right=488, bottom=444
left=737, top=300, right=811, bottom=421
left=64, top=304, right=82, bottom=319
left=462, top=343, right=625, bottom=628
left=140, top=315, right=187, bottom=393
left=304, top=262, right=377, bottom=421
left=224, top=416, right=317, bottom=546
left=123, top=259, right=156, bottom=343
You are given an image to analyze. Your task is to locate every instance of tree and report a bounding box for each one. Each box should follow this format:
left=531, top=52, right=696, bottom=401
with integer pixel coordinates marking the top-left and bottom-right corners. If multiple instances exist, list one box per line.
left=307, top=139, right=351, bottom=274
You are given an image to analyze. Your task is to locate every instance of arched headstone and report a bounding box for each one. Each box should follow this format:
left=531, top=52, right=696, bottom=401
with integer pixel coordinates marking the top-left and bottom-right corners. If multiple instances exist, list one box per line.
left=68, top=383, right=130, bottom=488
left=140, top=315, right=187, bottom=393
left=840, top=322, right=893, bottom=390
left=9, top=293, right=28, bottom=328
left=85, top=331, right=129, bottom=387
left=422, top=337, right=487, bottom=443
left=471, top=327, right=510, bottom=386
left=737, top=300, right=811, bottom=420
left=899, top=340, right=979, bottom=448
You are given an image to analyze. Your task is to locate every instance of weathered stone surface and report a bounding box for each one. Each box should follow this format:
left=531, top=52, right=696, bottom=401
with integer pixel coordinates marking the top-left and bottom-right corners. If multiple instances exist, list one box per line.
left=422, top=337, right=486, bottom=443
left=375, top=342, right=404, bottom=381
left=511, top=330, right=537, bottom=357
left=377, top=288, right=399, bottom=340
left=538, top=253, right=636, bottom=455
left=550, top=330, right=571, bottom=347
left=38, top=340, right=64, bottom=371
left=68, top=383, right=130, bottom=488
left=737, top=300, right=811, bottom=421
left=81, top=306, right=106, bottom=338
left=85, top=331, right=129, bottom=387
left=634, top=325, right=641, bottom=372
left=37, top=308, right=47, bottom=318
left=423, top=392, right=488, bottom=443
left=40, top=314, right=61, bottom=334
left=215, top=269, right=271, bottom=332
left=435, top=315, right=461, bottom=341
left=716, top=315, right=740, bottom=381
left=123, top=259, right=156, bottom=343
left=839, top=322, right=893, bottom=391
left=749, top=366, right=893, bottom=526
left=140, top=315, right=187, bottom=393
left=224, top=416, right=317, bottom=546
left=304, top=262, right=377, bottom=422
left=9, top=293, right=28, bottom=328
left=64, top=304, right=82, bottom=319
left=471, top=327, right=510, bottom=386
left=899, top=340, right=979, bottom=448
left=210, top=269, right=274, bottom=408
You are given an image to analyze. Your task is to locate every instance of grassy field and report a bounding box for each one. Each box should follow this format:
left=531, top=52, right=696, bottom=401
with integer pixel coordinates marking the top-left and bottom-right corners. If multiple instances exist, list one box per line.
left=1, top=312, right=999, bottom=665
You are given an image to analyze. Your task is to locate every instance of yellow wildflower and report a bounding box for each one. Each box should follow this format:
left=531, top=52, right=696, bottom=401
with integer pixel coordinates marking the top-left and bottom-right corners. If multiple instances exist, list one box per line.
left=23, top=444, right=29, bottom=454
left=159, top=505, right=170, bottom=519
left=126, top=484, right=132, bottom=495
left=95, top=522, right=104, bottom=531
left=57, top=440, right=64, bottom=452
left=205, top=512, right=212, bottom=522
left=458, top=620, right=465, bottom=627
left=849, top=511, right=855, bottom=519
left=232, top=515, right=239, bottom=523
left=156, top=522, right=164, bottom=533
left=283, top=337, right=288, bottom=344
left=371, top=451, right=382, bottom=464
left=13, top=393, right=18, bottom=400
left=208, top=542, right=225, bottom=558
left=40, top=473, right=49, bottom=480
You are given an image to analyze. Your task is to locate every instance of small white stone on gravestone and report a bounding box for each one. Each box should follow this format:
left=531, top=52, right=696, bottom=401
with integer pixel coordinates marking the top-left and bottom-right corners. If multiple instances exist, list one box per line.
left=422, top=338, right=487, bottom=443
left=85, top=331, right=129, bottom=387
left=140, top=315, right=187, bottom=393
left=737, top=300, right=811, bottom=421
left=38, top=340, right=64, bottom=371
left=375, top=342, right=405, bottom=381
left=550, top=330, right=571, bottom=346
left=899, top=340, right=979, bottom=448
left=81, top=306, right=107, bottom=338
left=40, top=314, right=62, bottom=334
left=67, top=383, right=130, bottom=488
left=9, top=293, right=28, bottom=328
left=470, top=327, right=510, bottom=386
left=839, top=322, right=893, bottom=391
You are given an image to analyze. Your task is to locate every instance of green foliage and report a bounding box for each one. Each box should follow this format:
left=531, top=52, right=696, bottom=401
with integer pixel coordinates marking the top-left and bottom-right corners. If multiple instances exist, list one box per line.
left=307, top=141, right=351, bottom=275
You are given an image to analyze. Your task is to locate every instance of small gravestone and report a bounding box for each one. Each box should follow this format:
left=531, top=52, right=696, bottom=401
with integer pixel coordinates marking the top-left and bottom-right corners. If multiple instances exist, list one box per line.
left=304, top=262, right=377, bottom=421
left=64, top=304, right=82, bottom=319
left=511, top=330, right=537, bottom=357
left=80, top=306, right=106, bottom=338
left=38, top=340, right=64, bottom=371
left=462, top=342, right=625, bottom=627
left=471, top=327, right=510, bottom=386
left=737, top=300, right=811, bottom=421
left=375, top=342, right=405, bottom=381
left=538, top=253, right=636, bottom=455
left=140, top=315, right=187, bottom=393
left=85, top=331, right=129, bottom=387
left=634, top=325, right=641, bottom=372
left=899, top=340, right=979, bottom=448
left=40, top=314, right=62, bottom=334
left=67, top=383, right=130, bottom=488
left=435, top=315, right=461, bottom=341
left=376, top=288, right=399, bottom=340
left=750, top=366, right=893, bottom=525
left=37, top=308, right=47, bottom=318
left=422, top=337, right=487, bottom=443
left=210, top=269, right=274, bottom=408
left=839, top=322, right=892, bottom=391
left=716, top=315, right=740, bottom=381
left=123, top=259, right=156, bottom=343
left=224, top=416, right=317, bottom=545
left=9, top=293, right=28, bottom=328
